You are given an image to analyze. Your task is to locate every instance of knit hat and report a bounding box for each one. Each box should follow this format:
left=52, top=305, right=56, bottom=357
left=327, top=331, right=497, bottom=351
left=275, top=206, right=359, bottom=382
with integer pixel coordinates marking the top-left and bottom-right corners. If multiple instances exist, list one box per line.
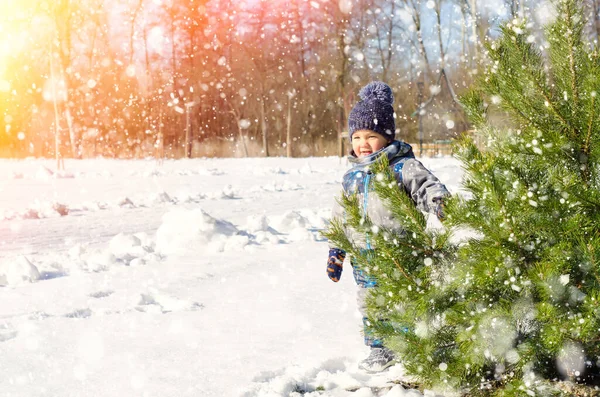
left=348, top=81, right=396, bottom=142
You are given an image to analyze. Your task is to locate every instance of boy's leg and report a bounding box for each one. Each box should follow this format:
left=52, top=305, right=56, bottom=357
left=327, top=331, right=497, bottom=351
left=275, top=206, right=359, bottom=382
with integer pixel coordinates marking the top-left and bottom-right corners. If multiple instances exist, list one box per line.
left=352, top=264, right=397, bottom=372
left=355, top=286, right=383, bottom=347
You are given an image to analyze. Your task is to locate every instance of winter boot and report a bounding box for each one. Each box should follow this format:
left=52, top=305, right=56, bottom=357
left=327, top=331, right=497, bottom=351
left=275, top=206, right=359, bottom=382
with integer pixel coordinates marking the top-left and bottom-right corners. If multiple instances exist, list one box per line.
left=358, top=347, right=397, bottom=373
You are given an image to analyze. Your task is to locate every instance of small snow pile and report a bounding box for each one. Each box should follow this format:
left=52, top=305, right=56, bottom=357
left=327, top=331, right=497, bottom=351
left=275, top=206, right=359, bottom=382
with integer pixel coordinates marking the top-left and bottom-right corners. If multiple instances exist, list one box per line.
left=297, top=163, right=315, bottom=174
left=108, top=233, right=154, bottom=265
left=35, top=165, right=54, bottom=180
left=173, top=190, right=206, bottom=203
left=78, top=201, right=109, bottom=211
left=54, top=170, right=75, bottom=179
left=17, top=201, right=69, bottom=220
left=149, top=191, right=174, bottom=204
left=259, top=181, right=303, bottom=192
left=269, top=210, right=317, bottom=242
left=155, top=208, right=249, bottom=254
left=34, top=165, right=74, bottom=179
left=117, top=197, right=135, bottom=208
left=287, top=227, right=315, bottom=242
left=245, top=214, right=282, bottom=244
left=252, top=166, right=288, bottom=176
left=69, top=245, right=116, bottom=272
left=197, top=167, right=224, bottom=176
left=298, top=208, right=330, bottom=230
left=242, top=361, right=427, bottom=397
left=0, top=256, right=41, bottom=286
left=137, top=289, right=203, bottom=313
left=245, top=214, right=270, bottom=233
left=143, top=168, right=165, bottom=177
left=67, top=236, right=159, bottom=272
left=207, top=185, right=238, bottom=199
left=270, top=211, right=308, bottom=233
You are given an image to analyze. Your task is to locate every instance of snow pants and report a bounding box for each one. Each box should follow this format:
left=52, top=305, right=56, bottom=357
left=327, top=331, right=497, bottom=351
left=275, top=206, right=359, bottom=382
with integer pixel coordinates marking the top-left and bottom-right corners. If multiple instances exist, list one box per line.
left=351, top=263, right=383, bottom=348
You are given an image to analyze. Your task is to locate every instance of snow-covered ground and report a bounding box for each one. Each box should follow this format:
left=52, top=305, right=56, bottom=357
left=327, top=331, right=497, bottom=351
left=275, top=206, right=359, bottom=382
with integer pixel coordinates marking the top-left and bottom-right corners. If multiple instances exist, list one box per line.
left=0, top=155, right=463, bottom=397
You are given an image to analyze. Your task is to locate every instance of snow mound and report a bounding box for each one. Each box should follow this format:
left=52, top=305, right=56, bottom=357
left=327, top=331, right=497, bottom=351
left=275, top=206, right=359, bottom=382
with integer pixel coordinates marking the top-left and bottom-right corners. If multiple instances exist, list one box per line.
left=149, top=191, right=174, bottom=204
left=20, top=201, right=70, bottom=219
left=252, top=166, right=288, bottom=176
left=287, top=227, right=316, bottom=242
left=0, top=202, right=69, bottom=220
left=78, top=201, right=109, bottom=211
left=245, top=214, right=270, bottom=233
left=54, top=170, right=75, bottom=179
left=297, top=208, right=330, bottom=230
left=117, top=197, right=135, bottom=208
left=243, top=215, right=282, bottom=244
left=207, top=185, right=238, bottom=199
left=254, top=231, right=284, bottom=245
left=142, top=168, right=165, bottom=177
left=136, top=289, right=203, bottom=313
left=108, top=233, right=152, bottom=262
left=66, top=232, right=158, bottom=272
left=155, top=208, right=248, bottom=254
left=243, top=210, right=327, bottom=243
left=173, top=190, right=206, bottom=203
left=34, top=166, right=74, bottom=179
left=296, top=163, right=315, bottom=174
left=79, top=249, right=117, bottom=272
left=242, top=361, right=430, bottom=397
left=35, top=165, right=54, bottom=180
left=197, top=167, right=224, bottom=176
left=269, top=211, right=309, bottom=233
left=0, top=256, right=41, bottom=286
left=258, top=181, right=303, bottom=192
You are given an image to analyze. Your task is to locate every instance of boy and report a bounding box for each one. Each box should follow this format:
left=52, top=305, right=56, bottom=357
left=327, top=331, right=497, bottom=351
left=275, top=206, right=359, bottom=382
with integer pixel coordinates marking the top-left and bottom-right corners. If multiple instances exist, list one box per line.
left=326, top=81, right=449, bottom=372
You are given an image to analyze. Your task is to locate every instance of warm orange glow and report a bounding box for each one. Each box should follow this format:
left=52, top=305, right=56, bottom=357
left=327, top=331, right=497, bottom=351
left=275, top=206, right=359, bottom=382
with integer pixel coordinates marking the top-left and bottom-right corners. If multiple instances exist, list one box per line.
left=0, top=1, right=32, bottom=79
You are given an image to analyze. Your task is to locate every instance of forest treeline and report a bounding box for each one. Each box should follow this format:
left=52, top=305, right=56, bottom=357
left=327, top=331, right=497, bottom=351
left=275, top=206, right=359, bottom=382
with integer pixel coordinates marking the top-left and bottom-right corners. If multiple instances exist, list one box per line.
left=3, top=0, right=600, bottom=159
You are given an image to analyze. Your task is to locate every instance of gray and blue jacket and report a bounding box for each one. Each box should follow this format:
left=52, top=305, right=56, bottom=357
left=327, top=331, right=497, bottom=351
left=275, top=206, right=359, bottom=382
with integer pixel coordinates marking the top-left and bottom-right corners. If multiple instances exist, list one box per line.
left=330, top=140, right=449, bottom=252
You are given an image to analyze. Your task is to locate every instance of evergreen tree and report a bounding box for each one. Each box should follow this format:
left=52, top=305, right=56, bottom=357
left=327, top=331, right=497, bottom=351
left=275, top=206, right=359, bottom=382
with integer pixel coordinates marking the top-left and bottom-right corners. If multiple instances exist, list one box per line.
left=324, top=0, right=600, bottom=395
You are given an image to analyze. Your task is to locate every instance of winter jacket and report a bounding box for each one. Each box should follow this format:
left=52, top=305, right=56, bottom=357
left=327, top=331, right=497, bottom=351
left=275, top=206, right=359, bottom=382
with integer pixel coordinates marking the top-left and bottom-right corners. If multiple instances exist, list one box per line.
left=329, top=140, right=449, bottom=251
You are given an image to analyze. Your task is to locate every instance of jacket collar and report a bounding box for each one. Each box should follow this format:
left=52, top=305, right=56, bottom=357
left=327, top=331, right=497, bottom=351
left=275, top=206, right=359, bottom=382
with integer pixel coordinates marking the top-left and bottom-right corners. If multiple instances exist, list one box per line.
left=348, top=140, right=413, bottom=166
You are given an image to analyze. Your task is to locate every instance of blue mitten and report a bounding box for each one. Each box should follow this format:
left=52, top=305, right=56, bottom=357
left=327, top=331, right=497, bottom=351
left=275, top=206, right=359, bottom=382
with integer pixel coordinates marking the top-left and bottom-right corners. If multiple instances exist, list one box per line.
left=327, top=248, right=346, bottom=282
left=432, top=197, right=446, bottom=221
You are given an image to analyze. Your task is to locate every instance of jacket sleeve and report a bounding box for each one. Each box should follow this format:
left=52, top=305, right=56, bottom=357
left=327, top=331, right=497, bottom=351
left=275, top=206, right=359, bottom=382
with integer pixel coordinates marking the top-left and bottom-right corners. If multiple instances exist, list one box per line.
left=400, top=158, right=450, bottom=214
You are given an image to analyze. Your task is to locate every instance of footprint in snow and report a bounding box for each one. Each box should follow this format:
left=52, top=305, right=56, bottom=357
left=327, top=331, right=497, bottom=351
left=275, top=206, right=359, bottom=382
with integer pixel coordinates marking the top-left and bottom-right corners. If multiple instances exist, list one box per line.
left=64, top=308, right=93, bottom=319
left=136, top=292, right=204, bottom=314
left=89, top=290, right=115, bottom=299
left=0, top=326, right=17, bottom=342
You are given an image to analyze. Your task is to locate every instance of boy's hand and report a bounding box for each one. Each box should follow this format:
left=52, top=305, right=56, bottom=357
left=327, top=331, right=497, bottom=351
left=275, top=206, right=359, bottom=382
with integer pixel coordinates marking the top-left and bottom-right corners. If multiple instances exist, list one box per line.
left=432, top=197, right=446, bottom=221
left=327, top=248, right=346, bottom=282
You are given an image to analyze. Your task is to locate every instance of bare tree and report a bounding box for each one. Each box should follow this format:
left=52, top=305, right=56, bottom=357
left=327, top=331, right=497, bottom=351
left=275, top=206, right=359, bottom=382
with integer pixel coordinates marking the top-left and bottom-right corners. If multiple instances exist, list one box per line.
left=406, top=0, right=435, bottom=82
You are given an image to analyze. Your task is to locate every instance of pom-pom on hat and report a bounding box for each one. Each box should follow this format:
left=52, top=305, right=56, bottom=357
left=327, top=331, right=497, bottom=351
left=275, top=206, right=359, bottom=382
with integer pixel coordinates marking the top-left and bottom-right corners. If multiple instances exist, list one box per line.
left=348, top=81, right=395, bottom=142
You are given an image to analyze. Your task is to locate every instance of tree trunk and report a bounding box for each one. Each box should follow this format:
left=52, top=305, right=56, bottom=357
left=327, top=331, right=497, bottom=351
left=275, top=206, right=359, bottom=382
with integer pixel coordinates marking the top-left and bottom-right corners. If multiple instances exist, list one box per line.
left=65, top=107, right=77, bottom=158
left=286, top=95, right=292, bottom=158
left=409, top=0, right=434, bottom=82
left=260, top=96, right=269, bottom=157
left=238, top=125, right=249, bottom=157
left=468, top=0, right=479, bottom=62
left=185, top=105, right=191, bottom=158
left=435, top=0, right=446, bottom=70
left=50, top=52, right=64, bottom=171
left=336, top=13, right=350, bottom=142
left=595, top=0, right=600, bottom=41
left=129, top=0, right=144, bottom=65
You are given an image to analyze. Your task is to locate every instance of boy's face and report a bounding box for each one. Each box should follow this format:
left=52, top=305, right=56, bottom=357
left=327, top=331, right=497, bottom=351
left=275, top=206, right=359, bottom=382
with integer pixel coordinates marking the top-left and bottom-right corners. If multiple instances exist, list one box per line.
left=351, top=130, right=388, bottom=157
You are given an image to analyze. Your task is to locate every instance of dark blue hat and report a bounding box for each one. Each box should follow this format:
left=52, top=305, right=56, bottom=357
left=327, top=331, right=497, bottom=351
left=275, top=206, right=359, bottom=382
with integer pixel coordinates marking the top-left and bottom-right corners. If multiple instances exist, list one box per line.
left=348, top=81, right=395, bottom=142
